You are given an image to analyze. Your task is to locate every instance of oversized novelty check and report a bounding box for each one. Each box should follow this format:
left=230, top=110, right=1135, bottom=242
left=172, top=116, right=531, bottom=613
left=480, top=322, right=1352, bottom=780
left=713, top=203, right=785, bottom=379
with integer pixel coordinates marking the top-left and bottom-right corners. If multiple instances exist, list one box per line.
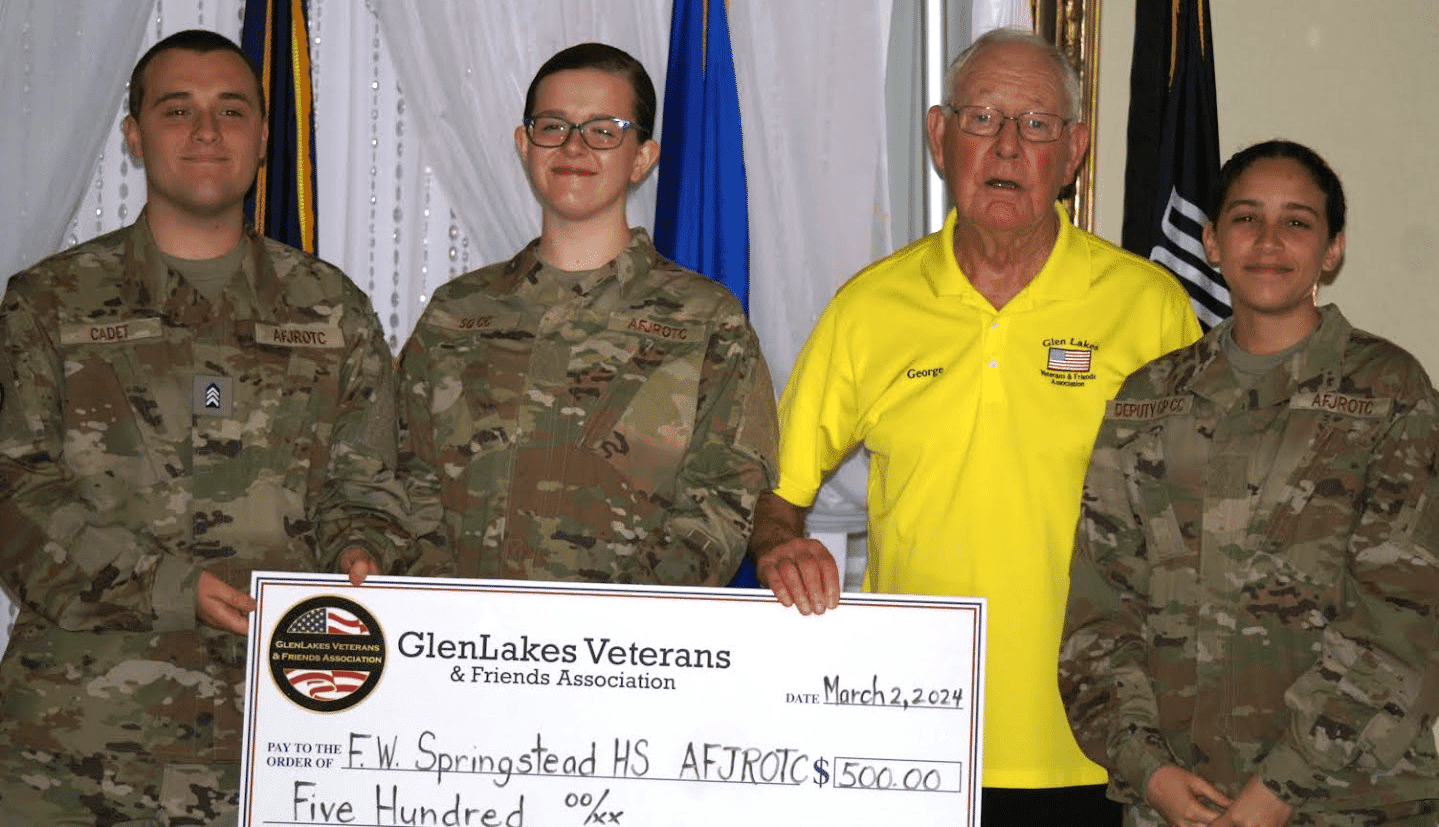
left=239, top=575, right=986, bottom=827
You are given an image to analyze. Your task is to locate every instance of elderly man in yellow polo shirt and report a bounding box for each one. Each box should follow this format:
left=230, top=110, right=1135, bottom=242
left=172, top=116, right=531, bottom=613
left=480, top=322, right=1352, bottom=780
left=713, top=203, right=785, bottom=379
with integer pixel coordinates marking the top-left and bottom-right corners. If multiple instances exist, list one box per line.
left=748, top=27, right=1200, bottom=827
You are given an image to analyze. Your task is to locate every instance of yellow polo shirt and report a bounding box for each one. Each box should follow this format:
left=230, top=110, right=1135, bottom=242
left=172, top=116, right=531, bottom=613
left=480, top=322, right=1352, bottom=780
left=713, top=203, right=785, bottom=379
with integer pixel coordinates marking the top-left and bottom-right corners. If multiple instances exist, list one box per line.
left=776, top=206, right=1200, bottom=788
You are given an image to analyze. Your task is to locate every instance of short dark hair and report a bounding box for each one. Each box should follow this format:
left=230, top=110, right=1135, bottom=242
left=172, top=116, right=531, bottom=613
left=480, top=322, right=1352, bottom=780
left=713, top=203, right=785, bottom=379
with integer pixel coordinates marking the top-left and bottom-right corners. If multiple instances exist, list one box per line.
left=129, top=29, right=266, bottom=120
left=523, top=43, right=656, bottom=141
left=1212, top=140, right=1346, bottom=238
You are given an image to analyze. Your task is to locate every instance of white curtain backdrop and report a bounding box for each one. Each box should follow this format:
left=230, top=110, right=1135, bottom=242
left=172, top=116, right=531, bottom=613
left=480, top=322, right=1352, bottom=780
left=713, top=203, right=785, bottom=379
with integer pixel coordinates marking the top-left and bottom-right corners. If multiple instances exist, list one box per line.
left=973, top=0, right=1031, bottom=30
left=0, top=0, right=156, bottom=277
left=731, top=1, right=893, bottom=539
left=370, top=0, right=669, bottom=277
left=308, top=0, right=480, bottom=350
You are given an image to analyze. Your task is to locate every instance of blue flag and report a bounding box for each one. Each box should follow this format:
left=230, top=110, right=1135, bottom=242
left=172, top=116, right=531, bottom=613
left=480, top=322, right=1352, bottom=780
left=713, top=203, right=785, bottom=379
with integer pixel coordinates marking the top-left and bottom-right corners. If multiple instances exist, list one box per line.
left=654, top=0, right=750, bottom=311
left=654, top=0, right=756, bottom=587
left=241, top=0, right=318, bottom=253
left=1121, top=0, right=1228, bottom=329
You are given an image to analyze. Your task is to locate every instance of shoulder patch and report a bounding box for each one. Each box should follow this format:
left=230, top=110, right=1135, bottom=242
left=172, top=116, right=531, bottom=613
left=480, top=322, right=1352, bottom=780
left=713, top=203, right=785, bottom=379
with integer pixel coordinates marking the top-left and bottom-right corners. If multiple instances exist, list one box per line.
left=609, top=314, right=706, bottom=342
left=1107, top=395, right=1192, bottom=421
left=59, top=317, right=163, bottom=345
left=254, top=322, right=345, bottom=349
left=1289, top=392, right=1391, bottom=419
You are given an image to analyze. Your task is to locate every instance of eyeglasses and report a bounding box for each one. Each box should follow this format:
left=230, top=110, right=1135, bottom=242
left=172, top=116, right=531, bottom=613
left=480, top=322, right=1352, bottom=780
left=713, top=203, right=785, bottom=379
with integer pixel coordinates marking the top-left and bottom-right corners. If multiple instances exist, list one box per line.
left=523, top=115, right=636, bottom=150
left=944, top=105, right=1069, bottom=143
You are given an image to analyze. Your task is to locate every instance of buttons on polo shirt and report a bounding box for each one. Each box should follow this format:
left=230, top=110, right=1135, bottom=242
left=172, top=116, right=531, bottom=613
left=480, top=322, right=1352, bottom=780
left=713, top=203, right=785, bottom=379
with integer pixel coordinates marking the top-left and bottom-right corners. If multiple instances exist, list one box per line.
left=988, top=360, right=999, bottom=369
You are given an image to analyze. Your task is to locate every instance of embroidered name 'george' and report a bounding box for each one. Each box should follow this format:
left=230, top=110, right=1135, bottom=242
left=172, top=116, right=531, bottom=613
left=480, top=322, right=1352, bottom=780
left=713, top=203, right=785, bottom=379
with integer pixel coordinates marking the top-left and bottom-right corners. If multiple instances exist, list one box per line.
left=906, top=367, right=944, bottom=379
left=254, top=322, right=344, bottom=349
left=1108, top=396, right=1192, bottom=421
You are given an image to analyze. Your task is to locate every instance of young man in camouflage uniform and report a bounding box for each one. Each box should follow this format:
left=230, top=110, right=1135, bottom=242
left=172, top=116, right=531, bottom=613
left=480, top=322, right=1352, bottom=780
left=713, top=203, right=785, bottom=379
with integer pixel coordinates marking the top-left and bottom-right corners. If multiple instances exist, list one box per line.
left=398, top=43, right=777, bottom=584
left=0, top=30, right=410, bottom=824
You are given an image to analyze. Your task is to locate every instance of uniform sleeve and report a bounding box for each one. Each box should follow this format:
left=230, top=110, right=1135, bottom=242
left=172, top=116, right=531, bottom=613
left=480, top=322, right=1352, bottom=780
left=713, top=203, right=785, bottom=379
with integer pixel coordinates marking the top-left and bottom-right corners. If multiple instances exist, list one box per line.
left=1059, top=405, right=1179, bottom=802
left=311, top=289, right=416, bottom=575
left=0, top=283, right=199, bottom=632
left=773, top=299, right=860, bottom=508
left=643, top=318, right=778, bottom=585
left=1256, top=388, right=1439, bottom=804
left=1160, top=281, right=1203, bottom=355
left=394, top=325, right=451, bottom=576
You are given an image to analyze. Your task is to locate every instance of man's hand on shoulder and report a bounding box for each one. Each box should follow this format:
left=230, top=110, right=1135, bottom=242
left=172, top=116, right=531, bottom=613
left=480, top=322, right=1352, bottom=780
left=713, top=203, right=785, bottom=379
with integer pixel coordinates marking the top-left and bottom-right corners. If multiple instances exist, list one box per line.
left=196, top=570, right=256, bottom=635
left=749, top=491, right=841, bottom=616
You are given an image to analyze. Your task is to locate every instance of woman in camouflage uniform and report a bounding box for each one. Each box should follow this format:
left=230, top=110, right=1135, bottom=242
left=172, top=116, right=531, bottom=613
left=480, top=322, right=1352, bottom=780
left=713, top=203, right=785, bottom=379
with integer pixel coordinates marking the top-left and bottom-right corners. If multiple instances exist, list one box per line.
left=396, top=43, right=777, bottom=584
left=1060, top=141, right=1439, bottom=826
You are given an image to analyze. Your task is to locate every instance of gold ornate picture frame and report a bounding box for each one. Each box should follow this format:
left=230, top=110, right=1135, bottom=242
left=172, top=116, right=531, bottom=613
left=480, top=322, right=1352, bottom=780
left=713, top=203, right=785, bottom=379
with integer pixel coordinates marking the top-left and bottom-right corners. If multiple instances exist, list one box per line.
left=1033, top=0, right=1102, bottom=231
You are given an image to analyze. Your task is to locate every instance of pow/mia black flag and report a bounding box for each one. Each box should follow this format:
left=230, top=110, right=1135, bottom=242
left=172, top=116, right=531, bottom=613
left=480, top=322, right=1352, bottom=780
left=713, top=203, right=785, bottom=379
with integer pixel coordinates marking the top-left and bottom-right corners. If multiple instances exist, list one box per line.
left=1122, top=0, right=1229, bottom=330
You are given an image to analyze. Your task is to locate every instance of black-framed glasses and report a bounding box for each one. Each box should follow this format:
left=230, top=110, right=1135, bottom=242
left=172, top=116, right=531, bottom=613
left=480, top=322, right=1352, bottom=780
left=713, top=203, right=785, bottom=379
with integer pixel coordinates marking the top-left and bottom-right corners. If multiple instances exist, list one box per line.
left=523, top=115, right=636, bottom=150
left=944, top=105, right=1069, bottom=143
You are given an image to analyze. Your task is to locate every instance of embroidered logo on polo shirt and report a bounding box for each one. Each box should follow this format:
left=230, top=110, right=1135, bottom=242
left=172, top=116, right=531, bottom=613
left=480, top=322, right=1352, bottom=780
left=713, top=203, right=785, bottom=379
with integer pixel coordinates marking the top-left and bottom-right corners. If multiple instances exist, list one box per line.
left=1038, top=336, right=1098, bottom=388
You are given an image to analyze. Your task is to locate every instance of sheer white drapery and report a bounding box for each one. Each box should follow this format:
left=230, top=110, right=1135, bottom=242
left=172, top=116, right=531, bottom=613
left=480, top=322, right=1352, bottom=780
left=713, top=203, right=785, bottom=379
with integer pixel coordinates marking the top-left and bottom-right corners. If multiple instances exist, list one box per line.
left=307, top=0, right=482, bottom=349
left=973, top=0, right=1031, bottom=31
left=369, top=0, right=670, bottom=277
left=730, top=1, right=894, bottom=537
left=0, top=0, right=155, bottom=277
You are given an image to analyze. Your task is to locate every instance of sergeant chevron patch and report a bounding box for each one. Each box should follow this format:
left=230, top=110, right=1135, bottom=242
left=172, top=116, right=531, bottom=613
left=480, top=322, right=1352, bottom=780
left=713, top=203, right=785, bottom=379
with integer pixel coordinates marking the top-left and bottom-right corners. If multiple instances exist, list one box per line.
left=193, top=374, right=233, bottom=418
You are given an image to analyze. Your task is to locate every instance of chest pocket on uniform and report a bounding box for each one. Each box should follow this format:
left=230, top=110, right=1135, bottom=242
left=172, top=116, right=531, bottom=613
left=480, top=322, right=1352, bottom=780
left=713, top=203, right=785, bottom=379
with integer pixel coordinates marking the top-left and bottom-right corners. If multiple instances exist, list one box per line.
left=1258, top=406, right=1390, bottom=591
left=576, top=317, right=707, bottom=496
left=244, top=321, right=346, bottom=488
left=58, top=318, right=177, bottom=509
left=190, top=321, right=345, bottom=561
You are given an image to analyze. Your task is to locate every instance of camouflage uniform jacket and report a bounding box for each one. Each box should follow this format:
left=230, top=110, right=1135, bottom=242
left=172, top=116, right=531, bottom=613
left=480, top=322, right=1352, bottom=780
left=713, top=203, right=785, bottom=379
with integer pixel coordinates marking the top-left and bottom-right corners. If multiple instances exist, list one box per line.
left=0, top=213, right=410, bottom=763
left=1060, top=305, right=1439, bottom=817
left=398, top=229, right=777, bottom=584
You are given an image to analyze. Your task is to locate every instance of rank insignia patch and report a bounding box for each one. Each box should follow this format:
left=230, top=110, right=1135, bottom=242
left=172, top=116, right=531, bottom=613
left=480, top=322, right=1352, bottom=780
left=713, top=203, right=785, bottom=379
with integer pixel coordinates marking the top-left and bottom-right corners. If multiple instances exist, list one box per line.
left=193, top=374, right=233, bottom=418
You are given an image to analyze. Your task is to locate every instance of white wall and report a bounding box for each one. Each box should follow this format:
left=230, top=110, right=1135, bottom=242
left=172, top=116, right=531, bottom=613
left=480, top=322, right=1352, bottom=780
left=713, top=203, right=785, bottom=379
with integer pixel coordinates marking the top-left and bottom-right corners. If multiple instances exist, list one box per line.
left=1096, top=0, right=1439, bottom=374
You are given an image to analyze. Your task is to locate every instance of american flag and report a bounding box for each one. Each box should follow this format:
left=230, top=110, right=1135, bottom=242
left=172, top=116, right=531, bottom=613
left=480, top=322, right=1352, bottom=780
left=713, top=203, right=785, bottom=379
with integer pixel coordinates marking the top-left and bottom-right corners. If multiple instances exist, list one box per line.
left=284, top=669, right=368, bottom=701
left=288, top=606, right=369, bottom=635
left=1047, top=347, right=1092, bottom=373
